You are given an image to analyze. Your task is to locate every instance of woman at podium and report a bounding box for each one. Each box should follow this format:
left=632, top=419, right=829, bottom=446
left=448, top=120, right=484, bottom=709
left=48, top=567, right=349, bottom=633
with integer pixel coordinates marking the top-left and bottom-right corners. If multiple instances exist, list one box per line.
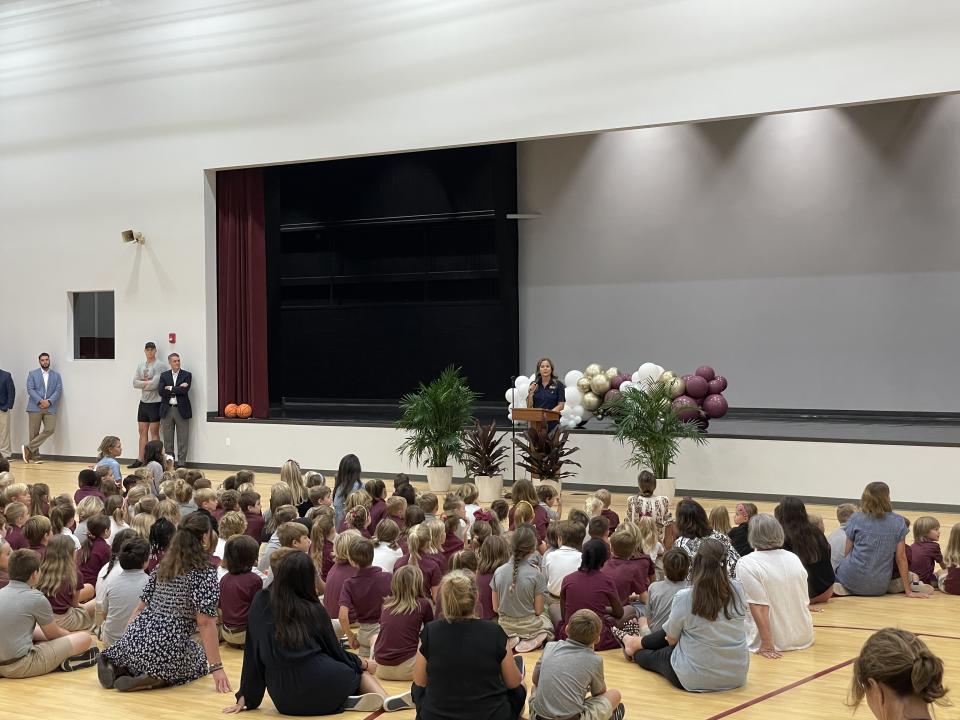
left=526, top=357, right=565, bottom=430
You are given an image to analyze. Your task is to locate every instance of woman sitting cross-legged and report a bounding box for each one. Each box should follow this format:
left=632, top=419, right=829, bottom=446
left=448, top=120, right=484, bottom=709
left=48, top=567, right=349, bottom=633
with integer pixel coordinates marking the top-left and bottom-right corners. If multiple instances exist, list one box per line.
left=225, top=550, right=409, bottom=715
left=413, top=570, right=526, bottom=720
left=672, top=499, right=740, bottom=579
left=734, top=514, right=814, bottom=659
left=621, top=538, right=749, bottom=693
left=775, top=497, right=836, bottom=605
left=98, top=512, right=230, bottom=692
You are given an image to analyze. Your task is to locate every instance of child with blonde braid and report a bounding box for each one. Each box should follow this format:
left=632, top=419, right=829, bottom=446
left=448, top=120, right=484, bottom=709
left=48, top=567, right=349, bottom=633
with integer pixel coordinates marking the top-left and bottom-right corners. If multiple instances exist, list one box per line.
left=394, top=526, right=442, bottom=601
left=371, top=565, right=433, bottom=681
left=491, top=524, right=553, bottom=652
left=323, top=530, right=361, bottom=635
left=37, top=535, right=95, bottom=630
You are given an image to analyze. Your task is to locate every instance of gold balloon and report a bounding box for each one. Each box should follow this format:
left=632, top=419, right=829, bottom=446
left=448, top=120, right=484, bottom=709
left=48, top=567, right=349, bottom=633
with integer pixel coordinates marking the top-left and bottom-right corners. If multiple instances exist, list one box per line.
left=584, top=363, right=602, bottom=378
left=582, top=391, right=602, bottom=411
left=659, top=371, right=676, bottom=383
left=604, top=367, right=619, bottom=380
left=590, top=374, right=611, bottom=395
left=668, top=377, right=686, bottom=399
left=576, top=377, right=593, bottom=394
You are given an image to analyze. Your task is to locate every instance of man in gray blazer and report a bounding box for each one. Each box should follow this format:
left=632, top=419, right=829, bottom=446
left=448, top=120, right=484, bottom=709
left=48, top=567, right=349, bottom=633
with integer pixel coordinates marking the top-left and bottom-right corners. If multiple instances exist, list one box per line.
left=0, top=366, right=14, bottom=460
left=23, top=352, right=63, bottom=464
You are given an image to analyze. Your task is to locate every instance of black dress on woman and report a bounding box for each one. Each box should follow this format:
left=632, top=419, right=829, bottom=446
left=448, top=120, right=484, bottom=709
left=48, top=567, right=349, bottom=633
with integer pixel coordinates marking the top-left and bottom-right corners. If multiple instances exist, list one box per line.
left=236, top=589, right=363, bottom=716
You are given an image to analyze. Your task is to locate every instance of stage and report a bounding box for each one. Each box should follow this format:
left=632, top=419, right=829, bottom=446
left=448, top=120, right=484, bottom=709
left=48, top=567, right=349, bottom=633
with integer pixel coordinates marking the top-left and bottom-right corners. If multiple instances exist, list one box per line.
left=199, top=405, right=960, bottom=510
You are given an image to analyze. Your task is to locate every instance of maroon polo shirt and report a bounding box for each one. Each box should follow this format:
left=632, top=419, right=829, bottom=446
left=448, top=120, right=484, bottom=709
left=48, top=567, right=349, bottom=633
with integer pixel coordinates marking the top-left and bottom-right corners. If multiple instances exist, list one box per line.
left=243, top=511, right=264, bottom=542
left=909, top=540, right=943, bottom=586
left=394, top=554, right=441, bottom=593
left=601, top=508, right=621, bottom=533
left=943, top=567, right=960, bottom=595
left=320, top=539, right=334, bottom=580
left=28, top=544, right=48, bottom=560
left=339, top=566, right=393, bottom=624
left=374, top=597, right=433, bottom=665
left=219, top=571, right=262, bottom=628
left=601, top=556, right=653, bottom=603
left=74, top=486, right=106, bottom=505
left=508, top=504, right=550, bottom=542
left=6, top=526, right=28, bottom=551
left=45, top=576, right=82, bottom=614
left=441, top=532, right=464, bottom=563
left=561, top=569, right=620, bottom=651
left=476, top=571, right=496, bottom=620
left=78, top=536, right=111, bottom=586
left=323, top=561, right=357, bottom=621
left=369, top=499, right=387, bottom=531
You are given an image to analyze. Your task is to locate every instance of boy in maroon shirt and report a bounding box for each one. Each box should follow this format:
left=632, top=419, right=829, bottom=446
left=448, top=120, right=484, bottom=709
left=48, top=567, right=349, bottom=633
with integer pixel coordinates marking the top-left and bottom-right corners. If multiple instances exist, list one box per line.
left=385, top=496, right=407, bottom=532
left=596, top=489, right=620, bottom=533
left=240, top=490, right=264, bottom=542
left=440, top=515, right=464, bottom=562
left=218, top=534, right=263, bottom=648
left=602, top=530, right=653, bottom=608
left=909, top=516, right=945, bottom=587
left=338, top=538, right=392, bottom=658
left=5, top=503, right=30, bottom=550
left=23, top=515, right=53, bottom=560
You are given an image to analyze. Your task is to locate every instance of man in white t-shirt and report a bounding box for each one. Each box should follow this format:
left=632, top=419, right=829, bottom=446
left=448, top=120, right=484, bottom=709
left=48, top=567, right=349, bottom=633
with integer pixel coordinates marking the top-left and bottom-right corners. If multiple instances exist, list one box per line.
left=734, top=514, right=813, bottom=658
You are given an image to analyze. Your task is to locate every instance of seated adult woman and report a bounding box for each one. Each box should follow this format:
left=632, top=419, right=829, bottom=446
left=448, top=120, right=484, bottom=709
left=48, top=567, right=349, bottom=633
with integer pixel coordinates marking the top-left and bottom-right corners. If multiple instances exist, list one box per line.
left=834, top=482, right=928, bottom=599
left=225, top=551, right=404, bottom=715
left=413, top=570, right=526, bottom=720
left=98, top=512, right=229, bottom=692
left=626, top=470, right=675, bottom=548
left=672, top=499, right=740, bottom=579
left=622, top=538, right=748, bottom=692
left=774, top=497, right=835, bottom=605
left=734, top=514, right=813, bottom=659
left=850, top=628, right=948, bottom=720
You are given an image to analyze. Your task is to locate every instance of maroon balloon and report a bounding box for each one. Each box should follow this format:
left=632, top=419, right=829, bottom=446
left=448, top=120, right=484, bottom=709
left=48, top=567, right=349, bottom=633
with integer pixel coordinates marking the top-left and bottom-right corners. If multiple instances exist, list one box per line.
left=685, top=375, right=709, bottom=399
left=702, top=393, right=728, bottom=418
left=604, top=389, right=621, bottom=404
left=707, top=378, right=725, bottom=395
left=714, top=375, right=728, bottom=392
left=695, top=365, right=716, bottom=382
left=672, top=395, right=700, bottom=421
left=682, top=374, right=696, bottom=383
left=610, top=374, right=624, bottom=390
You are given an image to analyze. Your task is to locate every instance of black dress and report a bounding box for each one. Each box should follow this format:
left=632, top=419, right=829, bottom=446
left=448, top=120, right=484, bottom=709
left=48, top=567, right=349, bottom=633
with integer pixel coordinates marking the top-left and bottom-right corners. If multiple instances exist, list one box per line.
left=236, top=590, right=362, bottom=716
left=783, top=538, right=835, bottom=599
left=728, top=523, right=753, bottom=557
left=413, top=618, right=526, bottom=720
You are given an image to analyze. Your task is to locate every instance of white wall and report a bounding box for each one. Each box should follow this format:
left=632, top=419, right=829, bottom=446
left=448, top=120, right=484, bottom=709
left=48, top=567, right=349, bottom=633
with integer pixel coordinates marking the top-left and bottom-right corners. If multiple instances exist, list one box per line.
left=2, top=0, right=960, bottom=465
left=519, top=97, right=960, bottom=411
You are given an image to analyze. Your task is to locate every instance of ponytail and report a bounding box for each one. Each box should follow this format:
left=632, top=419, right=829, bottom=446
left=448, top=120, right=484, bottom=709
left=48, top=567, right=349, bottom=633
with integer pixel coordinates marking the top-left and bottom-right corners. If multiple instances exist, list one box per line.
left=406, top=527, right=423, bottom=567
left=79, top=515, right=110, bottom=566
left=509, top=524, right=537, bottom=593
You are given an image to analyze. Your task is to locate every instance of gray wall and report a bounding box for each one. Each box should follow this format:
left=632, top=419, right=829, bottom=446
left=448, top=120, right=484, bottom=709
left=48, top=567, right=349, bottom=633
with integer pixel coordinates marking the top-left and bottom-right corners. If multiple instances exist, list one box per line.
left=518, top=97, right=960, bottom=412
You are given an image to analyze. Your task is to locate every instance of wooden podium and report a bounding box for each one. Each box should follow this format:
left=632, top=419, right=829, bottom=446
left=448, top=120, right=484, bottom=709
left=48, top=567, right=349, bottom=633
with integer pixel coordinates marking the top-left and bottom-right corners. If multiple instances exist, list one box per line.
left=512, top=407, right=562, bottom=431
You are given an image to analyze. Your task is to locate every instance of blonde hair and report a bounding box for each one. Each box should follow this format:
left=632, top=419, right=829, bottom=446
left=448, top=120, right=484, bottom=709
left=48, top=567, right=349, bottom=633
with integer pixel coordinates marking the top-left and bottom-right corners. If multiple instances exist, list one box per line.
left=173, top=479, right=194, bottom=504
left=421, top=520, right=445, bottom=554
left=280, top=460, right=308, bottom=506
left=943, top=522, right=960, bottom=568
left=457, top=483, right=479, bottom=505
left=344, top=490, right=372, bottom=514
left=76, top=496, right=104, bottom=522
left=566, top=608, right=603, bottom=645
left=513, top=500, right=535, bottom=527
left=332, top=529, right=361, bottom=563
left=635, top=517, right=658, bottom=554
left=36, top=535, right=78, bottom=596
left=105, top=495, right=127, bottom=526
left=97, top=436, right=121, bottom=460
left=584, top=495, right=603, bottom=516
left=913, top=516, right=940, bottom=543
left=383, top=565, right=424, bottom=615
left=709, top=506, right=731, bottom=535
left=194, top=488, right=216, bottom=506
left=850, top=628, right=949, bottom=709
left=594, top=489, right=611, bottom=509
left=3, top=483, right=28, bottom=505
left=374, top=518, right=400, bottom=550
left=126, top=485, right=148, bottom=508
left=0, top=471, right=15, bottom=489
left=439, top=569, right=477, bottom=621
left=131, top=512, right=155, bottom=539
left=309, top=512, right=336, bottom=577
left=217, top=511, right=247, bottom=540
left=155, top=499, right=180, bottom=526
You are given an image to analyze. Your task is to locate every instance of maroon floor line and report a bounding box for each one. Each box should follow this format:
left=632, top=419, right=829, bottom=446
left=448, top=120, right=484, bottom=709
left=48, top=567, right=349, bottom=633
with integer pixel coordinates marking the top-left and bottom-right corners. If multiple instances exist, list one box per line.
left=814, top=624, right=960, bottom=642
left=703, top=657, right=856, bottom=720
left=360, top=709, right=385, bottom=720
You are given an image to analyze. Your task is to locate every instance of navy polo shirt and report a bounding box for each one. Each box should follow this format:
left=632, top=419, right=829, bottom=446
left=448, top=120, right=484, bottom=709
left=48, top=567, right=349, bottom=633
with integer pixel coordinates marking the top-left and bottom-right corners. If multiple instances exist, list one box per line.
left=532, top=378, right=565, bottom=410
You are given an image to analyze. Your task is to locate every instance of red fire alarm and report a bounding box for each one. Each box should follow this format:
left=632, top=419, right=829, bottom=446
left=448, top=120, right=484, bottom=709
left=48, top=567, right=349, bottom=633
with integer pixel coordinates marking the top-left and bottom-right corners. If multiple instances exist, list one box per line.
left=168, top=332, right=176, bottom=344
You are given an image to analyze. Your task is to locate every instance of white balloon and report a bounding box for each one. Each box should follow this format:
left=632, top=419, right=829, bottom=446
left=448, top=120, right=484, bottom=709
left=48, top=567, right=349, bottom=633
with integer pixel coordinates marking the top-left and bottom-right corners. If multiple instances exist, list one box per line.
left=636, top=362, right=662, bottom=386
left=504, top=388, right=516, bottom=402
left=564, top=370, right=584, bottom=387
left=515, top=375, right=530, bottom=390
left=573, top=416, right=582, bottom=424
left=507, top=408, right=513, bottom=420
left=513, top=397, right=527, bottom=409
left=619, top=381, right=634, bottom=393
left=631, top=371, right=641, bottom=383
left=573, top=404, right=584, bottom=416
left=564, top=387, right=582, bottom=406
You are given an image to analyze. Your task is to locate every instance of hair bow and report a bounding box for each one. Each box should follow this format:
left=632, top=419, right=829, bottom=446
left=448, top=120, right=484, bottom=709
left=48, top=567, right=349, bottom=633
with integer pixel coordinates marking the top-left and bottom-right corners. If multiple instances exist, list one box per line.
left=473, top=509, right=493, bottom=523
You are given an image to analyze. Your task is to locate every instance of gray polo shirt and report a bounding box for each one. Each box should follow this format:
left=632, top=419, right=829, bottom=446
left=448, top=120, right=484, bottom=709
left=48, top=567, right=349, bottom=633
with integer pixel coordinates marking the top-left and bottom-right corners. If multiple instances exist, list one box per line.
left=492, top=558, right=546, bottom=617
left=102, top=569, right=149, bottom=647
left=133, top=360, right=168, bottom=404
left=645, top=579, right=687, bottom=634
left=0, top=581, right=54, bottom=662
left=529, top=639, right=605, bottom=719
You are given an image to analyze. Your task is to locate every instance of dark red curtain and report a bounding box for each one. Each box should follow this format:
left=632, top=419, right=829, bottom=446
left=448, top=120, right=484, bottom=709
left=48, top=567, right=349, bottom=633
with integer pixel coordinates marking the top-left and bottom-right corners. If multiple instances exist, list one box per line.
left=217, top=168, right=269, bottom=418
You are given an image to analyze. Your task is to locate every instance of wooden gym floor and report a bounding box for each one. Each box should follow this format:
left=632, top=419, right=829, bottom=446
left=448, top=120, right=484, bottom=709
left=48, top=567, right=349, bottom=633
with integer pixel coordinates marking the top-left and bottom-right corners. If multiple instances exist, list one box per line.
left=3, top=461, right=958, bottom=720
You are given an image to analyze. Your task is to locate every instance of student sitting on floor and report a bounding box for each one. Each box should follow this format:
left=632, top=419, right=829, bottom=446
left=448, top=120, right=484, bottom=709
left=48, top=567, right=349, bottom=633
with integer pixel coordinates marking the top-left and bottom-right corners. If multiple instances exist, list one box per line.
left=0, top=549, right=100, bottom=678
left=458, top=482, right=481, bottom=526
left=587, top=516, right=610, bottom=548
left=709, top=506, right=732, bottom=535
left=530, top=609, right=625, bottom=720
left=38, top=535, right=95, bottom=630
left=385, top=496, right=407, bottom=533
left=257, top=505, right=299, bottom=572
left=239, top=490, right=264, bottom=542
left=443, top=493, right=467, bottom=538
left=543, top=520, right=584, bottom=624
left=827, top=503, right=857, bottom=570
left=77, top=514, right=112, bottom=589
left=323, top=530, right=361, bottom=636
left=441, top=514, right=464, bottom=562
left=101, top=537, right=150, bottom=648
left=728, top=503, right=758, bottom=558
left=372, top=518, right=402, bottom=573
left=492, top=524, right=554, bottom=653
left=561, top=539, right=624, bottom=651
left=95, top=529, right=137, bottom=617
left=596, top=489, right=620, bottom=533
left=0, top=539, right=10, bottom=590
left=371, top=565, right=433, bottom=681
left=365, top=479, right=388, bottom=530
left=23, top=514, right=53, bottom=559
left=476, top=535, right=510, bottom=620
left=537, top=484, right=561, bottom=522
left=909, top=516, right=946, bottom=588
left=308, top=485, right=333, bottom=512
left=339, top=538, right=393, bottom=658
left=4, top=502, right=29, bottom=550
left=644, top=548, right=690, bottom=634
left=603, top=525, right=653, bottom=614
left=309, top=509, right=337, bottom=581
left=219, top=534, right=263, bottom=649
left=939, top=522, right=960, bottom=594
left=418, top=493, right=440, bottom=525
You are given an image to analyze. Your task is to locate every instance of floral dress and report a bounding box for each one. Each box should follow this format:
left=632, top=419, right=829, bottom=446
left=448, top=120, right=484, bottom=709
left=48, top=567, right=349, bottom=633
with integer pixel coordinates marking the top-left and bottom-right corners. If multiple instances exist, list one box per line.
left=626, top=494, right=673, bottom=542
left=674, top=530, right=741, bottom=579
left=104, top=565, right=219, bottom=685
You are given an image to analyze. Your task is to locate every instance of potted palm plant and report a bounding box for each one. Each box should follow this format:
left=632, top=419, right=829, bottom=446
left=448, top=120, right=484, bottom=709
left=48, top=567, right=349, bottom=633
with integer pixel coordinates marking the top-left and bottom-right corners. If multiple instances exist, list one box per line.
left=513, top=425, right=581, bottom=493
left=604, top=378, right=707, bottom=498
left=396, top=366, right=479, bottom=492
left=462, top=420, right=509, bottom=503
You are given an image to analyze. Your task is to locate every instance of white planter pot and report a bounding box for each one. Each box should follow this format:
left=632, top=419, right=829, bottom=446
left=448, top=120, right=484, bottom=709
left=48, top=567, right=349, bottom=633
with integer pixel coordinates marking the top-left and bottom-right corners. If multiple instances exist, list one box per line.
left=427, top=466, right=453, bottom=493
left=534, top=476, right=562, bottom=495
left=656, top=477, right=676, bottom=499
left=475, top=474, right=503, bottom=504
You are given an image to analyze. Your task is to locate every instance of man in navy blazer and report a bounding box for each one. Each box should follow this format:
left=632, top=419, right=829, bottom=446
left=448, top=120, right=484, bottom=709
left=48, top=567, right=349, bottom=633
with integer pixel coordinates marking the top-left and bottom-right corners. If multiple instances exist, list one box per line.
left=159, top=352, right=193, bottom=468
left=0, top=366, right=14, bottom=460
left=23, top=352, right=63, bottom=463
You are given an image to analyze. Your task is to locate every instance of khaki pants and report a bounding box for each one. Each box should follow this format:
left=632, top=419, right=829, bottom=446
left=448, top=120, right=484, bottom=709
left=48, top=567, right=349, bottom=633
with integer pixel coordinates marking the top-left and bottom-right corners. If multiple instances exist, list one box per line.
left=161, top=405, right=190, bottom=464
left=357, top=622, right=379, bottom=658
left=27, top=410, right=58, bottom=456
left=0, top=409, right=11, bottom=458
left=375, top=654, right=416, bottom=681
left=221, top=625, right=247, bottom=648
left=0, top=637, right=75, bottom=679
left=54, top=607, right=93, bottom=632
